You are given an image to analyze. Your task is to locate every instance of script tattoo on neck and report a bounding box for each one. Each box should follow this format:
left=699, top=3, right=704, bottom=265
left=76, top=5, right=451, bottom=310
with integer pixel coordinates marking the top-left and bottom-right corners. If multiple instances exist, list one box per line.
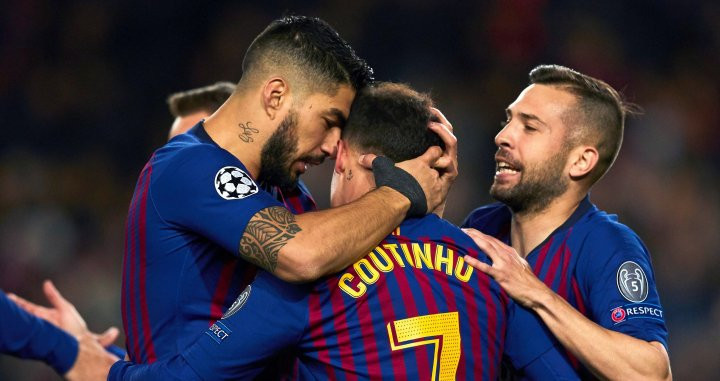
left=346, top=169, right=353, bottom=180
left=239, top=206, right=301, bottom=272
left=238, top=121, right=259, bottom=143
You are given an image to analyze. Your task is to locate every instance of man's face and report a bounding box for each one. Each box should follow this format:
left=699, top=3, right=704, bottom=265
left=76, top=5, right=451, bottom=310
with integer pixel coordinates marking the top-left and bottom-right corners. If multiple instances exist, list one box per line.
left=169, top=110, right=210, bottom=139
left=490, top=84, right=576, bottom=213
left=258, top=85, right=355, bottom=190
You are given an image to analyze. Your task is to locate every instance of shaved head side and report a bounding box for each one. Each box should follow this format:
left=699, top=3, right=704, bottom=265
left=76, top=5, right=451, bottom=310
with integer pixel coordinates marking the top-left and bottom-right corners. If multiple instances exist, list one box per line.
left=529, top=64, right=632, bottom=184
left=240, top=16, right=374, bottom=96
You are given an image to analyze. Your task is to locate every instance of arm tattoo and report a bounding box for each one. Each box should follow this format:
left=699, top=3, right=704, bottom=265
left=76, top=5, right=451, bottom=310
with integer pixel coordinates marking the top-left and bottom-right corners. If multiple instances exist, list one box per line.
left=240, top=206, right=301, bottom=272
left=238, top=121, right=259, bottom=143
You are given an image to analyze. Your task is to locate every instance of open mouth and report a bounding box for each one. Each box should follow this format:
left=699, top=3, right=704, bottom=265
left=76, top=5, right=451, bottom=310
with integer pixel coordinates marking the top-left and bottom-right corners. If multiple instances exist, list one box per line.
left=496, top=160, right=520, bottom=176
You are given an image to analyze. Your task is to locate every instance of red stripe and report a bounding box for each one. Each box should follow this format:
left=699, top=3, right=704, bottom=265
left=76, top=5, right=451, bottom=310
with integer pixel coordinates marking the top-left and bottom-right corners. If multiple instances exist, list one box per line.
left=307, top=288, right=336, bottom=379
left=394, top=236, right=431, bottom=378
left=209, top=258, right=239, bottom=324
left=468, top=246, right=498, bottom=380
left=556, top=246, right=571, bottom=299
left=327, top=277, right=358, bottom=380
left=121, top=175, right=141, bottom=361
left=571, top=277, right=587, bottom=316
left=355, top=284, right=382, bottom=378
left=128, top=165, right=150, bottom=362
left=375, top=254, right=408, bottom=381
left=532, top=237, right=554, bottom=275
left=137, top=164, right=157, bottom=363
left=541, top=240, right=564, bottom=289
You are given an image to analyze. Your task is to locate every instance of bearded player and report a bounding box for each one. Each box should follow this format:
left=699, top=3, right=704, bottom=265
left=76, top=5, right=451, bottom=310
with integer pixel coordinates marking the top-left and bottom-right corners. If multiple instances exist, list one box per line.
left=462, top=65, right=671, bottom=380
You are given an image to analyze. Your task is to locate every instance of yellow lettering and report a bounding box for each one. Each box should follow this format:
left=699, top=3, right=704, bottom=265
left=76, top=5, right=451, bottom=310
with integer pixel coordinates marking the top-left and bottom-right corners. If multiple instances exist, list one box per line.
left=399, top=243, right=416, bottom=267
left=339, top=273, right=366, bottom=298
left=413, top=243, right=434, bottom=270
left=354, top=259, right=380, bottom=285
left=383, top=244, right=406, bottom=268
left=370, top=247, right=394, bottom=272
left=454, top=253, right=474, bottom=283
left=434, top=244, right=453, bottom=276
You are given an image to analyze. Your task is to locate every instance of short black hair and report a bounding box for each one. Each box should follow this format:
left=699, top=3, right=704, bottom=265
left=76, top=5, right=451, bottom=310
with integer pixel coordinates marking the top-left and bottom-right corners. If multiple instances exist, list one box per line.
left=529, top=64, right=631, bottom=183
left=242, top=16, right=374, bottom=93
left=342, top=82, right=443, bottom=162
left=167, top=82, right=235, bottom=117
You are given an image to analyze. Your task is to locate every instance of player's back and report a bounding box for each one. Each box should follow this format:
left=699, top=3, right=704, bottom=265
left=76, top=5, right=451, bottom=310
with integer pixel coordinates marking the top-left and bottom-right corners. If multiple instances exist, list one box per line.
left=294, top=214, right=508, bottom=380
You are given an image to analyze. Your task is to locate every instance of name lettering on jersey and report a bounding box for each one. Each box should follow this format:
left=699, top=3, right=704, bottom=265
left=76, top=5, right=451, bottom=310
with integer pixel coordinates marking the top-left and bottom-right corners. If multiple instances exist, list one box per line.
left=610, top=303, right=664, bottom=324
left=206, top=321, right=232, bottom=344
left=339, top=242, right=475, bottom=298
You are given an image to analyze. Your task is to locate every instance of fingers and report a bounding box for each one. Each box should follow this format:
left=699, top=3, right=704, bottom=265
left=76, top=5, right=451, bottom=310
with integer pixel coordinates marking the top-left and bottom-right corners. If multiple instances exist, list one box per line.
left=43, top=279, right=68, bottom=309
left=95, top=327, right=120, bottom=347
left=463, top=255, right=495, bottom=277
left=7, top=292, right=51, bottom=319
left=419, top=146, right=443, bottom=165
left=429, top=107, right=453, bottom=132
left=357, top=153, right=378, bottom=170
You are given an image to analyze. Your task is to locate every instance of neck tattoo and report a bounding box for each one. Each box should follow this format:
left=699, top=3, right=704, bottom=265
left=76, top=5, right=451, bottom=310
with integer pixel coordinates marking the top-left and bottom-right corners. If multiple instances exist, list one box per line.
left=346, top=169, right=353, bottom=180
left=238, top=121, right=259, bottom=143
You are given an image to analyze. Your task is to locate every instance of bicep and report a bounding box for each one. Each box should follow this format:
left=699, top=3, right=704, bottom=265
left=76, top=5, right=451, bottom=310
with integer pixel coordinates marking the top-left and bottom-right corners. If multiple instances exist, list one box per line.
left=239, top=206, right=302, bottom=273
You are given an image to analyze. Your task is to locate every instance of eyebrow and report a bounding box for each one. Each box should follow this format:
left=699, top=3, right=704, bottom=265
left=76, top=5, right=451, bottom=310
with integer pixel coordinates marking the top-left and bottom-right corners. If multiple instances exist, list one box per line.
left=322, top=108, right=348, bottom=128
left=506, top=108, right=547, bottom=126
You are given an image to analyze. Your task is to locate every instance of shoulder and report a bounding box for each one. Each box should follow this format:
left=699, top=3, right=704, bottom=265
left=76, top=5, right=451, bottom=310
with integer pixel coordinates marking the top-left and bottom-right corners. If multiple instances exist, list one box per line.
left=462, top=202, right=511, bottom=229
left=578, top=207, right=647, bottom=254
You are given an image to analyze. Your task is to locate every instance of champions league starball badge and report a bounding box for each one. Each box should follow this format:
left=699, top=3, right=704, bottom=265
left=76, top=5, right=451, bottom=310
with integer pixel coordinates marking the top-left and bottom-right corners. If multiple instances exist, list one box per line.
left=222, top=285, right=252, bottom=319
left=214, top=166, right=259, bottom=200
left=616, top=261, right=648, bottom=303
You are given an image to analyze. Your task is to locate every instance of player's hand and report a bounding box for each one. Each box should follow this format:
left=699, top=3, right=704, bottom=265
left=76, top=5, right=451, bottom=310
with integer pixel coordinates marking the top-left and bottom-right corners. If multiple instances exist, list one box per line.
left=64, top=332, right=118, bottom=381
left=358, top=107, right=457, bottom=213
left=461, top=228, right=551, bottom=309
left=8, top=280, right=119, bottom=347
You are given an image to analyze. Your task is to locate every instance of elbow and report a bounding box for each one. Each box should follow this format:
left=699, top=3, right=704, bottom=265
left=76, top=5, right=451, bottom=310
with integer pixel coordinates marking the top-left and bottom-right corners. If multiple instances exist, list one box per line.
left=274, top=246, right=326, bottom=284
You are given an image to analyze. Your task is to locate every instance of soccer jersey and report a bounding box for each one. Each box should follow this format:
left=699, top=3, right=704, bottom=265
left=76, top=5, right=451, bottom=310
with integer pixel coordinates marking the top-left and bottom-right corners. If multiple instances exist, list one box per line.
left=109, top=214, right=510, bottom=380
left=121, top=122, right=315, bottom=364
left=0, top=290, right=78, bottom=374
left=462, top=196, right=669, bottom=379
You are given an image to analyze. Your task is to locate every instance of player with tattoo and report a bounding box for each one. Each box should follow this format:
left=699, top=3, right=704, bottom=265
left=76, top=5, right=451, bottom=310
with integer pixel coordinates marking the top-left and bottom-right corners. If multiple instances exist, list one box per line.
left=121, top=15, right=457, bottom=367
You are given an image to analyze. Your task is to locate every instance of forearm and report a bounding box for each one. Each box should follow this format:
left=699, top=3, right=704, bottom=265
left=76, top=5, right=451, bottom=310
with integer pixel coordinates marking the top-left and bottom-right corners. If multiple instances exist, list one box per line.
left=532, top=289, right=671, bottom=380
left=277, top=186, right=409, bottom=281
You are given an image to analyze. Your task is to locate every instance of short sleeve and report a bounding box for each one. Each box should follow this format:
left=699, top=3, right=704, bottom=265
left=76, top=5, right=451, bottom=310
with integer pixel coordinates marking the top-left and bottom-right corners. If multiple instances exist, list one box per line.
left=152, top=146, right=284, bottom=256
left=578, top=229, right=668, bottom=349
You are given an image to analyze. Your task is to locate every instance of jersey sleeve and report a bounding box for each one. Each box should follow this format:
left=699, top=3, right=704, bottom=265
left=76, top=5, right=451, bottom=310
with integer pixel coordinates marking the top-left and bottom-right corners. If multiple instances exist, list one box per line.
left=109, top=271, right=310, bottom=381
left=577, top=227, right=668, bottom=349
left=152, top=145, right=284, bottom=256
left=0, top=290, right=78, bottom=375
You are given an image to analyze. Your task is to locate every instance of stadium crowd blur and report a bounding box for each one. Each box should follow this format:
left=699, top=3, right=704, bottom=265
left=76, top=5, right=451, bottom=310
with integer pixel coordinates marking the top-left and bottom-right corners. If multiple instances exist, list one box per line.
left=1, top=0, right=718, bottom=379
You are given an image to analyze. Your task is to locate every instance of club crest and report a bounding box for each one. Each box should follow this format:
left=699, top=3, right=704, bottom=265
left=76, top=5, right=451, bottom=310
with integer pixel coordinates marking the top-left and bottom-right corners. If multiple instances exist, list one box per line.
left=616, top=261, right=648, bottom=302
left=222, top=285, right=252, bottom=319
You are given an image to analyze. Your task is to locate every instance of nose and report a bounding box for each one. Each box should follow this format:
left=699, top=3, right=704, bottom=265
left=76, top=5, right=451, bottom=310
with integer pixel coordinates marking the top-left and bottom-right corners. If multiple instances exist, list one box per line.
left=321, top=127, right=342, bottom=159
left=494, top=123, right=513, bottom=149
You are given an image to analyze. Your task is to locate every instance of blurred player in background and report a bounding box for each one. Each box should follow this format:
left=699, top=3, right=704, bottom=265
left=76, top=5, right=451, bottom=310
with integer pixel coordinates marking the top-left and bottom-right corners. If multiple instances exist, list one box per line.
left=110, top=82, right=508, bottom=381
left=462, top=65, right=671, bottom=380
left=121, top=14, right=455, bottom=368
left=166, top=82, right=236, bottom=139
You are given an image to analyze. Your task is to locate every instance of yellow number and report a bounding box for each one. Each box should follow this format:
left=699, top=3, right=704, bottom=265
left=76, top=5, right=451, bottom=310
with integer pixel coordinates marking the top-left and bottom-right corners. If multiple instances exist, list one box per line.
left=386, top=312, right=461, bottom=381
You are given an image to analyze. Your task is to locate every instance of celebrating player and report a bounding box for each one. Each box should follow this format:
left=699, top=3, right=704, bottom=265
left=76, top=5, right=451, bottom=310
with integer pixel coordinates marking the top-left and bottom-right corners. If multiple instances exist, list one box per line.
left=110, top=82, right=510, bottom=380
left=462, top=65, right=671, bottom=380
left=122, top=15, right=456, bottom=366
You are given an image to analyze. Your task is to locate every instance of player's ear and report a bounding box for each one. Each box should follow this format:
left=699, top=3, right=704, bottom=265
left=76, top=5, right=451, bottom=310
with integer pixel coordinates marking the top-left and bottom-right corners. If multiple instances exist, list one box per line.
left=334, top=140, right=348, bottom=175
left=262, top=77, right=288, bottom=120
left=569, top=145, right=599, bottom=179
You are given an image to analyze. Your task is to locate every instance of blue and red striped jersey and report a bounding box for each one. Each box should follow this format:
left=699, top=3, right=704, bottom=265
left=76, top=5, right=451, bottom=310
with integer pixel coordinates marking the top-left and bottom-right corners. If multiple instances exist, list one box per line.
left=109, top=214, right=511, bottom=380
left=121, top=122, right=316, bottom=364
left=462, top=197, right=669, bottom=379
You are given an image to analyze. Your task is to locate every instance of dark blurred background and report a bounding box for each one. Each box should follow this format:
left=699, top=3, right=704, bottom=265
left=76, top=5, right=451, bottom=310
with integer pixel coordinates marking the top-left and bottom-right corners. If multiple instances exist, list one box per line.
left=0, top=0, right=718, bottom=379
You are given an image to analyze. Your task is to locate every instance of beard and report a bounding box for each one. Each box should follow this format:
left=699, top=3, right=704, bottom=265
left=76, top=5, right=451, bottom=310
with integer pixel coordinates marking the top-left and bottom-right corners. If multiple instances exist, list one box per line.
left=257, top=110, right=326, bottom=191
left=258, top=111, right=300, bottom=190
left=490, top=148, right=570, bottom=215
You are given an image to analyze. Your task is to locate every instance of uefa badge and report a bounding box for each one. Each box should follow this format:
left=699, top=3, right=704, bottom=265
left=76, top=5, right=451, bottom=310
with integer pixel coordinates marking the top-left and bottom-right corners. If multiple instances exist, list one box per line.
left=214, top=166, right=259, bottom=200
left=222, top=285, right=252, bottom=319
left=616, top=261, right=648, bottom=303
left=611, top=307, right=627, bottom=323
